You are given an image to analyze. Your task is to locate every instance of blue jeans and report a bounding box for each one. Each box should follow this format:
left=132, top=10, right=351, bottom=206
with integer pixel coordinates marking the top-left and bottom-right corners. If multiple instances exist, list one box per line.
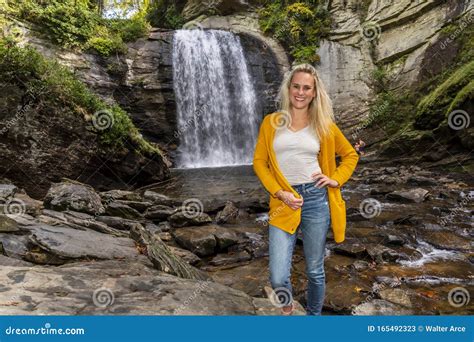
left=269, top=182, right=330, bottom=315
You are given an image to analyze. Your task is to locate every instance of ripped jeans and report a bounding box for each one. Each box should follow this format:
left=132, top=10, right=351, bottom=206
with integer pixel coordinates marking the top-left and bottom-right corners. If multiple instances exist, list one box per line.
left=269, top=182, right=330, bottom=315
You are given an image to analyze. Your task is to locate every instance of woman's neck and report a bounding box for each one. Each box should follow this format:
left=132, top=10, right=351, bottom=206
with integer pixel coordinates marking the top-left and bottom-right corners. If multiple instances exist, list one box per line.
left=290, top=107, right=309, bottom=123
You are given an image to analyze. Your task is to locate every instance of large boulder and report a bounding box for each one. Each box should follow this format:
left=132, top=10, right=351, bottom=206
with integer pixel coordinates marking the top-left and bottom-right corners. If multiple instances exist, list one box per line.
left=43, top=180, right=105, bottom=215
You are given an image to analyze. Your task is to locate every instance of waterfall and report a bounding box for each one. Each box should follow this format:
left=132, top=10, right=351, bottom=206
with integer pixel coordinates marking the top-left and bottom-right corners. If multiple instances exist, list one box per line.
left=172, top=29, right=259, bottom=168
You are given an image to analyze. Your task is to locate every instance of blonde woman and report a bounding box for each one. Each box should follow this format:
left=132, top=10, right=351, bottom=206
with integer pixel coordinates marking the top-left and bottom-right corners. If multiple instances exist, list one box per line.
left=253, top=64, right=359, bottom=315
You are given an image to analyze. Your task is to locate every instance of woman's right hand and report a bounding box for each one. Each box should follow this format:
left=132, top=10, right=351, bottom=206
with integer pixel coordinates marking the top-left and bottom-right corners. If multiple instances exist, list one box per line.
left=275, top=190, right=303, bottom=210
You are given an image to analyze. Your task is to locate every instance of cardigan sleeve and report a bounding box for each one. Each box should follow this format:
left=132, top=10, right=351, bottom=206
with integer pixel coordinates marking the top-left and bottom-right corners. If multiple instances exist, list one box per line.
left=252, top=118, right=283, bottom=197
left=330, top=124, right=359, bottom=188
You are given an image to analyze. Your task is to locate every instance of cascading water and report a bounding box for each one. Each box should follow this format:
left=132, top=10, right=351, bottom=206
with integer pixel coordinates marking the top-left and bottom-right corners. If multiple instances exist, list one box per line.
left=172, top=29, right=259, bottom=168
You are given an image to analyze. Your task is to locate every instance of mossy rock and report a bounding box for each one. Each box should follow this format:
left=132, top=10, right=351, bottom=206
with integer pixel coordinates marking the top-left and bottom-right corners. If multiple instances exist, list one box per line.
left=414, top=61, right=474, bottom=130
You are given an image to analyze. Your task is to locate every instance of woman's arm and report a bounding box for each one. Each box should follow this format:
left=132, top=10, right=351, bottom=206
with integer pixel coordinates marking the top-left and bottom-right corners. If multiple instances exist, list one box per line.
left=330, top=124, right=360, bottom=188
left=253, top=120, right=283, bottom=197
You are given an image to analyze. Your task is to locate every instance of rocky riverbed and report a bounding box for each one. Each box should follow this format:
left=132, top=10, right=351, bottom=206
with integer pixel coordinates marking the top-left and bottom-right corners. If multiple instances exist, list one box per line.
left=0, top=161, right=472, bottom=315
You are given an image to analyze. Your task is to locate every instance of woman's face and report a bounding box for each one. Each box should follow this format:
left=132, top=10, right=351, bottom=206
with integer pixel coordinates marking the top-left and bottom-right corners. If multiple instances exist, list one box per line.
left=289, top=71, right=316, bottom=111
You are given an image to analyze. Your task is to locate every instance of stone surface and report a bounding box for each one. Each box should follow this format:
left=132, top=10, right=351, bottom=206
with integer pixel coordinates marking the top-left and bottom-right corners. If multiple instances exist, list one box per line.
left=215, top=201, right=239, bottom=224
left=0, top=215, right=19, bottom=233
left=0, top=260, right=280, bottom=315
left=43, top=181, right=105, bottom=215
left=129, top=223, right=209, bottom=280
left=172, top=225, right=242, bottom=256
left=104, top=201, right=142, bottom=219
left=145, top=205, right=178, bottom=221
left=26, top=224, right=139, bottom=262
left=168, top=211, right=213, bottom=228
left=386, top=188, right=430, bottom=203
left=352, top=299, right=414, bottom=315
left=209, top=250, right=252, bottom=266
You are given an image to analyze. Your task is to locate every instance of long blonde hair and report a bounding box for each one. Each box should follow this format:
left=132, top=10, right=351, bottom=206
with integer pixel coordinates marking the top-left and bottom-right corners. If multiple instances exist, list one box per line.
left=277, top=63, right=335, bottom=140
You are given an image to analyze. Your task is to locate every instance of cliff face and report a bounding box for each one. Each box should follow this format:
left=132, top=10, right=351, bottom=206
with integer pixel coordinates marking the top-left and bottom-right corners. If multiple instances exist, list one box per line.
left=318, top=0, right=472, bottom=130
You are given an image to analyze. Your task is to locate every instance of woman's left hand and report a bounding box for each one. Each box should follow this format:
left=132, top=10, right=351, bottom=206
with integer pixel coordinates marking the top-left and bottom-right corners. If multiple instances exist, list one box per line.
left=311, top=172, right=339, bottom=188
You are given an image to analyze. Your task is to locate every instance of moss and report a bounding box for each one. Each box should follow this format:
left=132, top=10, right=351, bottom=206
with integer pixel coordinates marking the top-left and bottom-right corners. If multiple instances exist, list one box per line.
left=0, top=38, right=162, bottom=157
left=257, top=1, right=331, bottom=63
left=415, top=60, right=474, bottom=129
left=447, top=79, right=474, bottom=114
left=146, top=0, right=185, bottom=29
left=6, top=0, right=149, bottom=56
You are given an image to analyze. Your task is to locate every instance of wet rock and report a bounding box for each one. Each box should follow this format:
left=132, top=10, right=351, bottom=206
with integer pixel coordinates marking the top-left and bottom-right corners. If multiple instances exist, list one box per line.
left=378, top=288, right=413, bottom=308
left=0, top=215, right=19, bottom=233
left=115, top=200, right=152, bottom=213
left=95, top=216, right=141, bottom=231
left=0, top=184, right=17, bottom=199
left=0, top=260, right=267, bottom=315
left=386, top=188, right=429, bottom=203
left=422, top=231, right=472, bottom=252
left=12, top=193, right=43, bottom=217
left=366, top=245, right=400, bottom=263
left=100, top=190, right=143, bottom=202
left=44, top=181, right=105, bottom=215
left=144, top=205, right=177, bottom=221
left=0, top=234, right=29, bottom=259
left=168, top=210, right=212, bottom=228
left=215, top=201, right=239, bottom=224
left=145, top=222, right=165, bottom=234
left=393, top=214, right=422, bottom=226
left=157, top=221, right=171, bottom=232
left=352, top=260, right=370, bottom=271
left=172, top=225, right=241, bottom=256
left=40, top=210, right=127, bottom=237
left=242, top=232, right=268, bottom=258
left=157, top=231, right=173, bottom=242
left=407, top=176, right=437, bottom=186
left=208, top=257, right=270, bottom=297
left=352, top=299, right=414, bottom=315
left=346, top=207, right=367, bottom=222
left=0, top=254, right=33, bottom=266
left=143, top=190, right=179, bottom=207
left=26, top=224, right=139, bottom=262
left=168, top=246, right=201, bottom=265
left=172, top=227, right=217, bottom=257
left=130, top=223, right=209, bottom=281
left=333, top=242, right=368, bottom=258
left=104, top=201, right=142, bottom=219
left=382, top=234, right=406, bottom=246
left=209, top=250, right=252, bottom=266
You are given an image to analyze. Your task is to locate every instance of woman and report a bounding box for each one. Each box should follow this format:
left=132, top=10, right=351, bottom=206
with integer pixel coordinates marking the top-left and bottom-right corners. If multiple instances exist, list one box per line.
left=253, top=63, right=359, bottom=315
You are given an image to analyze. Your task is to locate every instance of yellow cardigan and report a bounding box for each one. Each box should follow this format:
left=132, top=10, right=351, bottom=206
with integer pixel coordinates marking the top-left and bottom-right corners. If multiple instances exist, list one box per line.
left=252, top=112, right=359, bottom=243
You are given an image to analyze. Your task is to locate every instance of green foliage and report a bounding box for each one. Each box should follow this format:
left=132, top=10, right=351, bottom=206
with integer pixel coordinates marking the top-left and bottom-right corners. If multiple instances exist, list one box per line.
left=146, top=0, right=184, bottom=29
left=7, top=0, right=149, bottom=56
left=0, top=38, right=161, bottom=156
left=257, top=1, right=331, bottom=63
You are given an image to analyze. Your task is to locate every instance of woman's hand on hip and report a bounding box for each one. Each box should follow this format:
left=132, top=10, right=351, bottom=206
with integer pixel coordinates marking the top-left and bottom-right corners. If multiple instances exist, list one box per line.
left=311, top=172, right=339, bottom=188
left=275, top=190, right=303, bottom=210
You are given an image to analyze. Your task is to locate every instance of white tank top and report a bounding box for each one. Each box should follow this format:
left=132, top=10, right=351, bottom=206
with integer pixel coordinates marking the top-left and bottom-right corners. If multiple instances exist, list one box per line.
left=273, top=125, right=322, bottom=186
